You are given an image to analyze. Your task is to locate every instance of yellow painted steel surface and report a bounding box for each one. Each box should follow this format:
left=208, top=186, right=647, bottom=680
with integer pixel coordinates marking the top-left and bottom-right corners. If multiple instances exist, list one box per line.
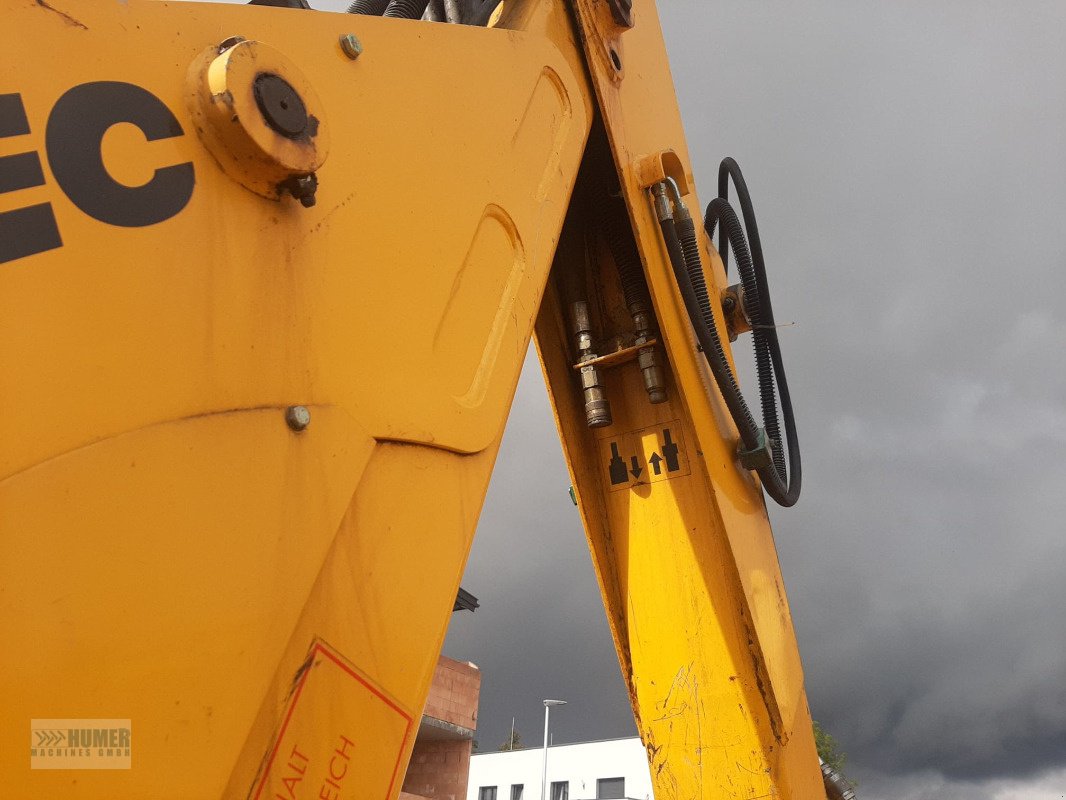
left=0, top=0, right=591, bottom=795
left=0, top=0, right=823, bottom=798
left=533, top=2, right=825, bottom=797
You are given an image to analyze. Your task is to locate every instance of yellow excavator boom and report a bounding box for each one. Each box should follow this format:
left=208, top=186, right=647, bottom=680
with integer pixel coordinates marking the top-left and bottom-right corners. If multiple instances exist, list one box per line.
left=0, top=1, right=825, bottom=797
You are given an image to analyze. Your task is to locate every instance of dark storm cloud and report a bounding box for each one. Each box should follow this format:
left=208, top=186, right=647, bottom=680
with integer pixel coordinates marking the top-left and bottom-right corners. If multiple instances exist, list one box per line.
left=662, top=0, right=1066, bottom=786
left=860, top=767, right=1066, bottom=800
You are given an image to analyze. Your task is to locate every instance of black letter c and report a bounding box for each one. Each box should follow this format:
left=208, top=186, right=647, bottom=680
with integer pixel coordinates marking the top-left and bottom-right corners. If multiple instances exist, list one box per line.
left=46, top=81, right=194, bottom=228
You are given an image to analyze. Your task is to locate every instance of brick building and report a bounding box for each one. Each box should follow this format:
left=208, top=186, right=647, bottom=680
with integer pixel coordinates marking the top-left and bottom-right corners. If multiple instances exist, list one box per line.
left=399, top=588, right=482, bottom=800
left=400, top=656, right=481, bottom=800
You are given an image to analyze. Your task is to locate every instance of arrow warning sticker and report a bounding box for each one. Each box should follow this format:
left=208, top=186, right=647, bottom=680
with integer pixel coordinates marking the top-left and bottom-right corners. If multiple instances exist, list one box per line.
left=601, top=420, right=691, bottom=491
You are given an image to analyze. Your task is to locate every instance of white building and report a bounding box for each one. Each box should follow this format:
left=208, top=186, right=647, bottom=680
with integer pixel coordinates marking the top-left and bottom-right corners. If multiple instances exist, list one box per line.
left=467, top=737, right=653, bottom=800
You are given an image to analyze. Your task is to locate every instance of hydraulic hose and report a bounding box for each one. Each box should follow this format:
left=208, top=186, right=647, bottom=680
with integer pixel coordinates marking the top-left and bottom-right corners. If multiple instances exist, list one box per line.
left=707, top=159, right=799, bottom=503
left=598, top=171, right=668, bottom=404
left=712, top=156, right=765, bottom=281
left=712, top=157, right=788, bottom=467
left=655, top=168, right=800, bottom=507
left=347, top=0, right=389, bottom=13
left=383, top=0, right=429, bottom=17
left=705, top=197, right=785, bottom=477
left=598, top=177, right=651, bottom=316
left=657, top=209, right=762, bottom=456
left=821, top=760, right=857, bottom=800
left=350, top=0, right=499, bottom=25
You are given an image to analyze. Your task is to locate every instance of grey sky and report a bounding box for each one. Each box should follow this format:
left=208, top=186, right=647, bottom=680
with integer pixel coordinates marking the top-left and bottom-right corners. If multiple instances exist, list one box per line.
left=186, top=1, right=1066, bottom=796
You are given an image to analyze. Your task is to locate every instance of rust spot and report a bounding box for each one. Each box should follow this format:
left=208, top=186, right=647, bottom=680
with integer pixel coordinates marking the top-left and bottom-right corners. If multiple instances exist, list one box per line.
left=740, top=614, right=783, bottom=744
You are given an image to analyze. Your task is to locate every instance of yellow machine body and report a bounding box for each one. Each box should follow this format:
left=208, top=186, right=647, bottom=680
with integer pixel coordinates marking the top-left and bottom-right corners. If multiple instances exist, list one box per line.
left=0, top=1, right=823, bottom=797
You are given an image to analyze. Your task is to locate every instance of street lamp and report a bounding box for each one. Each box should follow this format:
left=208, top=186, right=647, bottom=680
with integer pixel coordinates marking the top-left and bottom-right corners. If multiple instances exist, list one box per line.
left=540, top=699, right=567, bottom=800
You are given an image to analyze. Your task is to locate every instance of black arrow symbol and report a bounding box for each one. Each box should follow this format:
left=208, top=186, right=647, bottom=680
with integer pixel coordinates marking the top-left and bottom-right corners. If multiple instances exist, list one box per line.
left=649, top=452, right=663, bottom=475
left=662, top=428, right=680, bottom=472
left=608, top=442, right=628, bottom=485
left=630, top=456, right=643, bottom=479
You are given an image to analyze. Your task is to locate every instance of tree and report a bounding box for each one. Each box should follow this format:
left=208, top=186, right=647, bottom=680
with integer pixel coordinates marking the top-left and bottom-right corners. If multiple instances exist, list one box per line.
left=813, top=720, right=847, bottom=775
left=498, top=729, right=523, bottom=751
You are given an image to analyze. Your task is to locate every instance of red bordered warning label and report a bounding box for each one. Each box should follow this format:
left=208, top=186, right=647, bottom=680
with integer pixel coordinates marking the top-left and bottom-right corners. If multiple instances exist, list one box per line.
left=253, top=641, right=413, bottom=800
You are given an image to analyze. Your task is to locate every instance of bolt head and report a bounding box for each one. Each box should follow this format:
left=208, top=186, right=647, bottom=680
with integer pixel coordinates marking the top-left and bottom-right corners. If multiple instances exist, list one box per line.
left=279, top=173, right=318, bottom=208
left=339, top=33, right=363, bottom=60
left=285, top=405, right=311, bottom=432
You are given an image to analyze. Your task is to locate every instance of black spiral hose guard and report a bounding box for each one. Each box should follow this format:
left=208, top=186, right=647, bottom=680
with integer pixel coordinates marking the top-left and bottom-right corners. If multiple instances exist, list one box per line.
left=658, top=159, right=800, bottom=507
left=349, top=0, right=500, bottom=25
left=383, top=0, right=429, bottom=18
left=598, top=175, right=651, bottom=317
left=347, top=0, right=389, bottom=14
left=675, top=214, right=760, bottom=440
left=711, top=159, right=799, bottom=505
left=705, top=198, right=786, bottom=478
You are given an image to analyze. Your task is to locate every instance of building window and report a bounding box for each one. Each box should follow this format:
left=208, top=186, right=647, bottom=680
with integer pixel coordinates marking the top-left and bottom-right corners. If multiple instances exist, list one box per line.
left=511, top=785, right=524, bottom=800
left=479, top=788, right=497, bottom=800
left=596, top=777, right=625, bottom=799
left=550, top=781, right=568, bottom=800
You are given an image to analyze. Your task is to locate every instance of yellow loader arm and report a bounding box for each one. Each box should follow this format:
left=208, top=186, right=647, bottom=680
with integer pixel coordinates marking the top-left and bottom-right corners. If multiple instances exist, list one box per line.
left=0, top=0, right=826, bottom=797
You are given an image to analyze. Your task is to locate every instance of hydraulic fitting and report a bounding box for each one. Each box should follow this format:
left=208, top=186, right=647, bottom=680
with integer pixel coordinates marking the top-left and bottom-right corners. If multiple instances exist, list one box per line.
left=572, top=300, right=612, bottom=428
left=637, top=344, right=666, bottom=404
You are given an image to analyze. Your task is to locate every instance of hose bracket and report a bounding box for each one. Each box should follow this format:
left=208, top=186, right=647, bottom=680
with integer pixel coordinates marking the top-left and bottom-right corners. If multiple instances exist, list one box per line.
left=737, top=428, right=775, bottom=471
